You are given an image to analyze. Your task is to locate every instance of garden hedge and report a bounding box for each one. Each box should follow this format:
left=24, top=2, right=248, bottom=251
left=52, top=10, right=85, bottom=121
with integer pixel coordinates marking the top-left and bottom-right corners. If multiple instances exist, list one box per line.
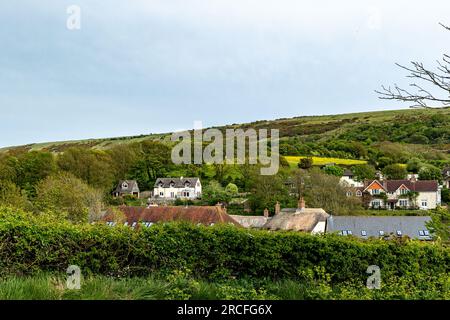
left=0, top=207, right=449, bottom=284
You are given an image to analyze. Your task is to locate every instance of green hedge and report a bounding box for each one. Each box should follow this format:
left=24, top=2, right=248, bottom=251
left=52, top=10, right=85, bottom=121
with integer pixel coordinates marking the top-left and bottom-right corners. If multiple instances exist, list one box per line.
left=0, top=207, right=449, bottom=284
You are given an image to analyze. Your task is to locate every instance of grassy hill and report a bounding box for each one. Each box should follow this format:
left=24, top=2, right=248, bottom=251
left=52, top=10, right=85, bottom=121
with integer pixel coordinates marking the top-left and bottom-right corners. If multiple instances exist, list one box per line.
left=2, top=107, right=449, bottom=162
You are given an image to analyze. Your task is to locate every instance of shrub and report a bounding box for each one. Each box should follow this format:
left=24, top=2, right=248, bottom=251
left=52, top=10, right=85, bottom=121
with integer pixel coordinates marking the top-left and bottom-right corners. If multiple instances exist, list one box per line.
left=0, top=206, right=448, bottom=286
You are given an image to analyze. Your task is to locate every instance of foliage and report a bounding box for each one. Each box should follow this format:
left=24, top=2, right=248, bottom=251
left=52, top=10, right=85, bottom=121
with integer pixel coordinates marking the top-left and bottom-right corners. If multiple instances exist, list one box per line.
left=0, top=207, right=448, bottom=292
left=418, top=164, right=443, bottom=181
left=298, top=157, right=313, bottom=169
left=201, top=180, right=232, bottom=205
left=382, top=164, right=407, bottom=180
left=35, top=173, right=104, bottom=223
left=0, top=180, right=29, bottom=209
left=323, top=165, right=344, bottom=177
left=303, top=169, right=362, bottom=215
left=351, top=164, right=376, bottom=181
left=427, top=207, right=450, bottom=242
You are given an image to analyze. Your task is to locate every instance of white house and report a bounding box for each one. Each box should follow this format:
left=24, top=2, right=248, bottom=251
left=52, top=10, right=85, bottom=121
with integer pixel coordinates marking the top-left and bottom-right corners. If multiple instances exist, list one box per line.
left=339, top=169, right=364, bottom=188
left=153, top=177, right=202, bottom=200
left=361, top=179, right=441, bottom=210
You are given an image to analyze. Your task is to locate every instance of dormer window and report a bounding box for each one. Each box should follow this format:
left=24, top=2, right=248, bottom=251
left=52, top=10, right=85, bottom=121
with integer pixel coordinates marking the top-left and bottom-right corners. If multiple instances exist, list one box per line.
left=170, top=182, right=175, bottom=187
left=122, top=182, right=128, bottom=189
left=185, top=182, right=191, bottom=188
left=356, top=190, right=362, bottom=197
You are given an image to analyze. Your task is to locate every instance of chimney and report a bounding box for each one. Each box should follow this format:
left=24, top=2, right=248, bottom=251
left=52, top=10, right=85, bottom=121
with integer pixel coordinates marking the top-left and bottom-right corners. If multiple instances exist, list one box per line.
left=275, top=201, right=281, bottom=215
left=263, top=208, right=269, bottom=218
left=298, top=197, right=305, bottom=211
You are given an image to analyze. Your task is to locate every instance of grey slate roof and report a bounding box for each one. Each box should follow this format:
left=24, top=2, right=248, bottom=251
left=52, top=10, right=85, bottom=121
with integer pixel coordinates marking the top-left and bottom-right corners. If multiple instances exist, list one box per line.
left=154, top=177, right=200, bottom=188
left=326, top=216, right=432, bottom=240
left=114, top=180, right=139, bottom=194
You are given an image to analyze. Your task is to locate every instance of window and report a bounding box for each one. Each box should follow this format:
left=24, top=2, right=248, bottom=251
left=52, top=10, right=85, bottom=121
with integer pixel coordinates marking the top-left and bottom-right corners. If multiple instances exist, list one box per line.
left=361, top=230, right=367, bottom=236
left=122, top=183, right=128, bottom=189
left=424, top=230, right=430, bottom=236
left=399, top=199, right=408, bottom=207
left=379, top=230, right=384, bottom=236
left=159, top=191, right=164, bottom=196
left=346, top=191, right=353, bottom=197
left=170, top=192, right=175, bottom=198
left=372, top=189, right=380, bottom=195
left=347, top=230, right=353, bottom=235
left=421, top=200, right=428, bottom=208
left=372, top=200, right=381, bottom=208
left=356, top=190, right=362, bottom=197
left=400, top=189, right=408, bottom=195
left=419, top=230, right=425, bottom=236
left=341, top=230, right=347, bottom=236
left=396, top=230, right=402, bottom=236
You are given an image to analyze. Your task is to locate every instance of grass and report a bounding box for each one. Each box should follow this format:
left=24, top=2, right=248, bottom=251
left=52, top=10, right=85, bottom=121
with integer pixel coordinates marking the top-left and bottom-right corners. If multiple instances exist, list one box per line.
left=284, top=156, right=367, bottom=168
left=0, top=272, right=448, bottom=300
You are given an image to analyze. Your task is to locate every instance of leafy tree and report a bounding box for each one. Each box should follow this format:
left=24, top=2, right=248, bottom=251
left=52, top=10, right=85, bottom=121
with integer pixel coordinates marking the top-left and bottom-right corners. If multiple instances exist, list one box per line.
left=225, top=183, right=239, bottom=197
left=202, top=180, right=232, bottom=205
left=351, top=164, right=376, bottom=181
left=57, top=147, right=115, bottom=190
left=323, top=165, right=344, bottom=177
left=406, top=157, right=423, bottom=173
left=108, top=143, right=139, bottom=181
left=426, top=207, right=450, bottom=241
left=248, top=173, right=291, bottom=214
left=303, top=168, right=362, bottom=215
left=15, top=151, right=57, bottom=195
left=35, top=173, right=104, bottom=223
left=382, top=164, right=407, bottom=180
left=129, top=141, right=173, bottom=190
left=418, top=164, right=443, bottom=181
left=0, top=180, right=28, bottom=209
left=298, top=157, right=313, bottom=169
left=441, top=187, right=450, bottom=204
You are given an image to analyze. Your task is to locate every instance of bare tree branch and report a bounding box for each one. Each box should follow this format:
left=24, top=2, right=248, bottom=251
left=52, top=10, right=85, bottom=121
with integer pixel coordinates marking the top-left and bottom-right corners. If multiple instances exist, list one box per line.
left=376, top=23, right=450, bottom=108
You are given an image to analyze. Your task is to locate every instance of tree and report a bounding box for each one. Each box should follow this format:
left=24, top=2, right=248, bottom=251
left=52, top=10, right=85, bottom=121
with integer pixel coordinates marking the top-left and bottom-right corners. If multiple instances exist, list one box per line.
left=426, top=207, right=450, bottom=241
left=406, top=157, right=423, bottom=173
left=57, top=147, right=115, bottom=190
left=298, top=157, right=313, bottom=169
left=248, top=174, right=291, bottom=214
left=129, top=141, right=173, bottom=190
left=351, top=164, right=376, bottom=181
left=418, top=164, right=442, bottom=181
left=303, top=168, right=362, bottom=215
left=225, top=183, right=239, bottom=197
left=202, top=180, right=231, bottom=205
left=377, top=23, right=450, bottom=108
left=0, top=180, right=28, bottom=209
left=382, top=164, right=407, bottom=180
left=15, top=151, right=57, bottom=195
left=323, top=165, right=344, bottom=177
left=35, top=173, right=104, bottom=223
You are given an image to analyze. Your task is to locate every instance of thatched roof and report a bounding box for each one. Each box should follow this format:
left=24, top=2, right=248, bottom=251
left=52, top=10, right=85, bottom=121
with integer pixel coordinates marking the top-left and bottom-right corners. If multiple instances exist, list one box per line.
left=104, top=205, right=242, bottom=227
left=230, top=215, right=270, bottom=228
left=263, top=208, right=329, bottom=232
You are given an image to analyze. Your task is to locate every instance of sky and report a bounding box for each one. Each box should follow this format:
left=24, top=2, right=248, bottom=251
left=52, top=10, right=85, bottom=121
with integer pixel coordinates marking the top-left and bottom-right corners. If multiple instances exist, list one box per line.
left=1, top=0, right=450, bottom=147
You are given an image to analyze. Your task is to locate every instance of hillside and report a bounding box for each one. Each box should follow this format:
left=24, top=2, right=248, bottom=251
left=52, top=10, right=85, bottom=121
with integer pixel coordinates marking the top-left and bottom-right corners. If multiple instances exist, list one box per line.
left=1, top=107, right=450, bottom=161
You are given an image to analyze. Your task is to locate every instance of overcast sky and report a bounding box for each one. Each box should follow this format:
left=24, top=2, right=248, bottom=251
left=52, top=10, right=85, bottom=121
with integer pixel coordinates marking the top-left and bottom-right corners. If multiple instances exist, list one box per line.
left=1, top=0, right=449, bottom=147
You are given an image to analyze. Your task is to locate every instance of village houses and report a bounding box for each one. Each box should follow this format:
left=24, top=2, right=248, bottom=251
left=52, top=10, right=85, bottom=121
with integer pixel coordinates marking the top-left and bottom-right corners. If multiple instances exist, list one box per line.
left=153, top=177, right=202, bottom=200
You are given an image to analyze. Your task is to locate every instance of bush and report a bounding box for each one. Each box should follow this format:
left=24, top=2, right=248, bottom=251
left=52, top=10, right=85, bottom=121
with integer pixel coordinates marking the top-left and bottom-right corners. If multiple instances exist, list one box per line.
left=0, top=206, right=448, bottom=286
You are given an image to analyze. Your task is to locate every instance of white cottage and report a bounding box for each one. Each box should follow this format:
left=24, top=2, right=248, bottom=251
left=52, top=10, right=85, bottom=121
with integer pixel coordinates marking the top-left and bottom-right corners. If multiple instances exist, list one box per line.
left=153, top=177, right=202, bottom=200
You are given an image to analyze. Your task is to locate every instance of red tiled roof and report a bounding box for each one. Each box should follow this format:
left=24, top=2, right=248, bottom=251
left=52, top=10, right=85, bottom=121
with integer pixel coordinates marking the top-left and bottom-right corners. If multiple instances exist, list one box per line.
left=104, top=206, right=242, bottom=227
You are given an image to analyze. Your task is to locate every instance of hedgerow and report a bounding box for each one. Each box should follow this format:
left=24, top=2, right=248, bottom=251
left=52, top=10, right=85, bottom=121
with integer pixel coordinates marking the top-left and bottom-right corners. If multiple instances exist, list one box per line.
left=0, top=207, right=448, bottom=287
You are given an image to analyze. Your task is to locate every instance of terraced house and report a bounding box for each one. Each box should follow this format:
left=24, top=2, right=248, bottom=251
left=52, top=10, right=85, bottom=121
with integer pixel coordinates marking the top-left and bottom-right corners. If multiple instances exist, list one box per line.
left=353, top=179, right=441, bottom=210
